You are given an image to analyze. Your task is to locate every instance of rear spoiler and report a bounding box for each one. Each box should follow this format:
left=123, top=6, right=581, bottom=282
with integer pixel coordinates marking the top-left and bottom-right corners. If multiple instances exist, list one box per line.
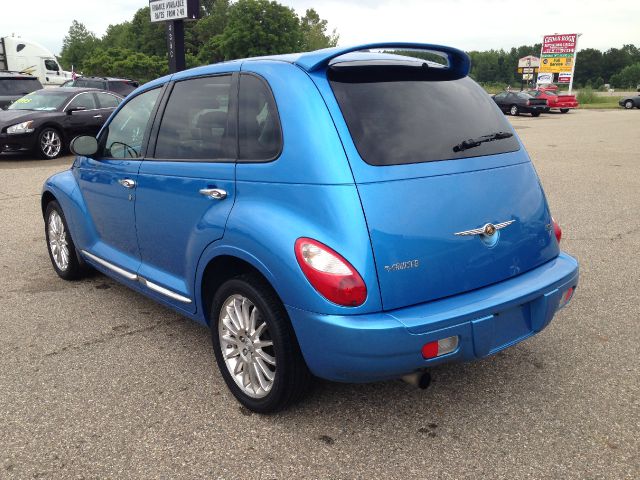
left=295, top=42, right=470, bottom=80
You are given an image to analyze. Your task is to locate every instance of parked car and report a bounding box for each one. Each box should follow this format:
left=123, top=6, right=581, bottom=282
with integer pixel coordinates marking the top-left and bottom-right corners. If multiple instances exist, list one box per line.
left=529, top=85, right=579, bottom=113
left=619, top=94, right=640, bottom=109
left=0, top=87, right=122, bottom=158
left=0, top=71, right=43, bottom=110
left=492, top=91, right=548, bottom=116
left=64, top=76, right=139, bottom=96
left=41, top=43, right=579, bottom=413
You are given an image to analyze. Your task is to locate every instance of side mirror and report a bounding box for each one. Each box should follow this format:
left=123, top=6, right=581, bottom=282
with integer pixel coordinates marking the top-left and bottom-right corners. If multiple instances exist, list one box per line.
left=70, top=136, right=98, bottom=157
left=66, top=106, right=87, bottom=115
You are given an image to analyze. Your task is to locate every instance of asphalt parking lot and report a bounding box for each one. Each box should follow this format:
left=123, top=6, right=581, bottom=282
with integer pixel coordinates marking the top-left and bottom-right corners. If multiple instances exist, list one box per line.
left=1, top=109, right=638, bottom=479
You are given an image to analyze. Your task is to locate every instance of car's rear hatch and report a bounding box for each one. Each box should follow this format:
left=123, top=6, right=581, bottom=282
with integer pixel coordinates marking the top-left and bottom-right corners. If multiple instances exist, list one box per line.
left=324, top=57, right=560, bottom=310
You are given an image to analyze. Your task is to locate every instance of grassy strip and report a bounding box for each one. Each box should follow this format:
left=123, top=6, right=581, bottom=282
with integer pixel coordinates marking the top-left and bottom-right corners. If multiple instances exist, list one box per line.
left=580, top=102, right=622, bottom=109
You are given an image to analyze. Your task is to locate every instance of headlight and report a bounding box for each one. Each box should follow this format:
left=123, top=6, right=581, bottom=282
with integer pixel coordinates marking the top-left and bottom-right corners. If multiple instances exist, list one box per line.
left=6, top=121, right=35, bottom=134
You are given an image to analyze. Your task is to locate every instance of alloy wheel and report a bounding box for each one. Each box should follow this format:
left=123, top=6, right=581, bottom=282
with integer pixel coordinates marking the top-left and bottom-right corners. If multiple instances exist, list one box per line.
left=41, top=130, right=62, bottom=158
left=48, top=210, right=69, bottom=271
left=218, top=294, right=276, bottom=398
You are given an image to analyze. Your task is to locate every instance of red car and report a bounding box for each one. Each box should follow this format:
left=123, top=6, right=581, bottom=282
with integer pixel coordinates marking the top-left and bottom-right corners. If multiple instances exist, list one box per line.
left=528, top=85, right=579, bottom=113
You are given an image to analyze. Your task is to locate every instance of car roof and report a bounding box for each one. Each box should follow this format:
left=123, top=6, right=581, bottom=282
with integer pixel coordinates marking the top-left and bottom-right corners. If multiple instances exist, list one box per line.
left=74, top=76, right=136, bottom=82
left=0, top=71, right=40, bottom=79
left=30, top=87, right=123, bottom=97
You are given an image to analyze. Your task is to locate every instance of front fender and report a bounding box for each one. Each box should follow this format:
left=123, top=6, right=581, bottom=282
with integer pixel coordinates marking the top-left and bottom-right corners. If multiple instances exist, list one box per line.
left=42, top=168, right=98, bottom=252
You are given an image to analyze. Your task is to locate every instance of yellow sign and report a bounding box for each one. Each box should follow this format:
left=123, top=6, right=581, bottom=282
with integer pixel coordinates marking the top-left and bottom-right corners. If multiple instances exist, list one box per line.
left=539, top=56, right=574, bottom=73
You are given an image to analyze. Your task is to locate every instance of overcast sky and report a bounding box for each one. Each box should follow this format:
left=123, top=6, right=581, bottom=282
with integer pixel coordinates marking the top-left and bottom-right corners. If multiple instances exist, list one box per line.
left=2, top=0, right=639, bottom=55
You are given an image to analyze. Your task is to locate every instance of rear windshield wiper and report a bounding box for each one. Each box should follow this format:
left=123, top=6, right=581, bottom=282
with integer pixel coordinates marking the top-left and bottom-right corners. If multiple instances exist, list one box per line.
left=453, top=131, right=513, bottom=152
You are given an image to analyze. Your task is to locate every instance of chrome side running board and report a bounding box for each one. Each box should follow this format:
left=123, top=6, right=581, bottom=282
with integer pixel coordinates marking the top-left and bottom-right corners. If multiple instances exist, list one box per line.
left=82, top=250, right=138, bottom=281
left=81, top=250, right=192, bottom=304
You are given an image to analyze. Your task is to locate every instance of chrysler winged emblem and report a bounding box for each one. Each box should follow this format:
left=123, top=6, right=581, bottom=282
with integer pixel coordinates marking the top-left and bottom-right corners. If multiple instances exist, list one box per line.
left=454, top=220, right=515, bottom=237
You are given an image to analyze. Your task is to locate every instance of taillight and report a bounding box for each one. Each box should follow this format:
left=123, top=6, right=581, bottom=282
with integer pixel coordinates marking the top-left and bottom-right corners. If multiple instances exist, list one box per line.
left=294, top=238, right=367, bottom=307
left=552, top=217, right=562, bottom=243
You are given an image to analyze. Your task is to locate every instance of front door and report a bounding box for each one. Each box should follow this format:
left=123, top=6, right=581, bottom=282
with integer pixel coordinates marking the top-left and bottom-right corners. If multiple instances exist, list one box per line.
left=134, top=72, right=238, bottom=310
left=75, top=87, right=163, bottom=276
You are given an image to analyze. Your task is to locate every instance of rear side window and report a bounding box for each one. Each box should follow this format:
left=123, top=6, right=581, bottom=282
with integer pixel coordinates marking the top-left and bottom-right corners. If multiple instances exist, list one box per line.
left=96, top=92, right=121, bottom=108
left=109, top=81, right=137, bottom=96
left=238, top=74, right=282, bottom=162
left=76, top=79, right=105, bottom=89
left=329, top=67, right=519, bottom=166
left=0, top=78, right=42, bottom=95
left=154, top=75, right=234, bottom=161
left=68, top=92, right=97, bottom=110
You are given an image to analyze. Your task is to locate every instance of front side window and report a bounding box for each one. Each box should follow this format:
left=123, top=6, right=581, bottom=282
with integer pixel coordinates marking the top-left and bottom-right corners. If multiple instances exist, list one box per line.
left=238, top=74, right=282, bottom=162
left=100, top=88, right=161, bottom=159
left=330, top=65, right=520, bottom=166
left=494, top=92, right=507, bottom=100
left=154, top=75, right=233, bottom=160
left=68, top=93, right=97, bottom=110
left=44, top=59, right=60, bottom=71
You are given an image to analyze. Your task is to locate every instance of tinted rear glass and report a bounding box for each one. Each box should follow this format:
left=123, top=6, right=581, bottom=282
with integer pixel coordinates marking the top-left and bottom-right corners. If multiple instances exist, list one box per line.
left=0, top=78, right=42, bottom=95
left=329, top=66, right=519, bottom=166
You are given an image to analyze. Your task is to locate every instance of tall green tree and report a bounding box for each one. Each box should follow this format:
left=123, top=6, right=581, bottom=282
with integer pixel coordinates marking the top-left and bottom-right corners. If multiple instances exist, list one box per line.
left=215, top=0, right=302, bottom=60
left=59, top=20, right=99, bottom=70
left=299, top=8, right=338, bottom=51
left=610, top=62, right=640, bottom=89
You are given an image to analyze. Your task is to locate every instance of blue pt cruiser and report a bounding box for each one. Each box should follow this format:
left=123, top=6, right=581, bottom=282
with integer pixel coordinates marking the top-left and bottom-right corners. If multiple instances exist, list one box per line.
left=41, top=43, right=579, bottom=412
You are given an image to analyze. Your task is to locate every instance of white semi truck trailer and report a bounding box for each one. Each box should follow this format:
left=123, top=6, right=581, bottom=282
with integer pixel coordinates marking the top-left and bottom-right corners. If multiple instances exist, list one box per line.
left=0, top=35, right=71, bottom=86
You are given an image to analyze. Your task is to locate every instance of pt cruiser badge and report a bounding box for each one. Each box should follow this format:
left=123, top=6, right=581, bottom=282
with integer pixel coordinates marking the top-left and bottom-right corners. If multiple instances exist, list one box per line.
left=454, top=220, right=515, bottom=237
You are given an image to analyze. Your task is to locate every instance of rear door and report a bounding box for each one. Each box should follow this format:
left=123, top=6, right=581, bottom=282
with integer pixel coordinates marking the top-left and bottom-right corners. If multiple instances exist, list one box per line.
left=134, top=71, right=238, bottom=310
left=322, top=62, right=559, bottom=310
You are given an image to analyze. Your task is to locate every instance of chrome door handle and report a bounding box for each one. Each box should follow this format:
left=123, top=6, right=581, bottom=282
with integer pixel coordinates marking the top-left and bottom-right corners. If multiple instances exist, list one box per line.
left=93, top=114, right=103, bottom=118
left=199, top=188, right=227, bottom=200
left=118, top=178, right=136, bottom=189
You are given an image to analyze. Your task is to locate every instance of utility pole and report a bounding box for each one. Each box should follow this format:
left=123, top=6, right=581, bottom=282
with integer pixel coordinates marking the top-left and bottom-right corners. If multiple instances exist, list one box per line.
left=149, top=0, right=200, bottom=74
left=568, top=33, right=582, bottom=95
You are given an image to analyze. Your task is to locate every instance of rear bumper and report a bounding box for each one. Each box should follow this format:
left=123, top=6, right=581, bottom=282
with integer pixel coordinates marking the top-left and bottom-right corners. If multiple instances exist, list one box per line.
left=287, top=253, right=579, bottom=382
left=522, top=105, right=547, bottom=113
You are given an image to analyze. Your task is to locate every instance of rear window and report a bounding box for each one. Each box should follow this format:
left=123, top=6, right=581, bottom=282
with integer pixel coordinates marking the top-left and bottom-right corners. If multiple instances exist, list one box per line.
left=0, top=78, right=42, bottom=95
left=329, top=65, right=520, bottom=166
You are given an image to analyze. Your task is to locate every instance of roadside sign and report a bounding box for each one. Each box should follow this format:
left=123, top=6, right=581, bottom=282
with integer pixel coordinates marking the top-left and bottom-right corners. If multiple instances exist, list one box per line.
left=149, top=0, right=199, bottom=23
left=539, top=34, right=577, bottom=73
left=522, top=74, right=533, bottom=80
left=517, top=67, right=537, bottom=74
left=537, top=72, right=553, bottom=84
left=558, top=72, right=572, bottom=83
left=518, top=55, right=540, bottom=68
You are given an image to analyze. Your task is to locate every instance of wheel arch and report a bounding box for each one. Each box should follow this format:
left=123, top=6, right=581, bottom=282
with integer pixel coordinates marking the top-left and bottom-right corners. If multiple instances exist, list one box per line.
left=198, top=250, right=280, bottom=327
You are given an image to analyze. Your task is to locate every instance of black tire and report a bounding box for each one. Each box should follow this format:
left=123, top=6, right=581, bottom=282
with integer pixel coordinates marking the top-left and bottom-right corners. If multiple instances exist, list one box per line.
left=510, top=104, right=519, bottom=116
left=37, top=127, right=64, bottom=159
left=44, top=200, right=87, bottom=280
left=531, top=112, right=541, bottom=117
left=624, top=100, right=634, bottom=110
left=560, top=108, right=570, bottom=114
left=210, top=274, right=312, bottom=413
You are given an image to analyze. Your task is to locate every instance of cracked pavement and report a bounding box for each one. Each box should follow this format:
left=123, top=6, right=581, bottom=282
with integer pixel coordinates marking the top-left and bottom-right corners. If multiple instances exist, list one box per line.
left=0, top=109, right=639, bottom=479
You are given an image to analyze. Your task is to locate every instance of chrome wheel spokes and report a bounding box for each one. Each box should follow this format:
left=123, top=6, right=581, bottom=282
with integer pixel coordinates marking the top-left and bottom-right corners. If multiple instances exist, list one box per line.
left=218, top=294, right=276, bottom=398
left=41, top=130, right=62, bottom=158
left=48, top=210, right=69, bottom=271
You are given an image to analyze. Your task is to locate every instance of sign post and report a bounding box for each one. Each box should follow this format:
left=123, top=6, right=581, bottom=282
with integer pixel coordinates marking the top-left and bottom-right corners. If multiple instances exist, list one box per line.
left=149, top=0, right=200, bottom=73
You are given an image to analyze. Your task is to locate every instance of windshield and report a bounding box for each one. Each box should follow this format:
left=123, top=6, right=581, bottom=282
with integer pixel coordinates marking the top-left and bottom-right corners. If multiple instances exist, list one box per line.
left=329, top=67, right=519, bottom=166
left=8, top=91, right=69, bottom=111
left=0, top=78, right=42, bottom=95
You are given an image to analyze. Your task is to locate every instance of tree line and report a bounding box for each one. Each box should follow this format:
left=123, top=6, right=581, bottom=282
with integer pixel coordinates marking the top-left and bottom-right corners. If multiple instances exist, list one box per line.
left=469, top=44, right=640, bottom=89
left=60, top=0, right=640, bottom=89
left=60, top=0, right=338, bottom=82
